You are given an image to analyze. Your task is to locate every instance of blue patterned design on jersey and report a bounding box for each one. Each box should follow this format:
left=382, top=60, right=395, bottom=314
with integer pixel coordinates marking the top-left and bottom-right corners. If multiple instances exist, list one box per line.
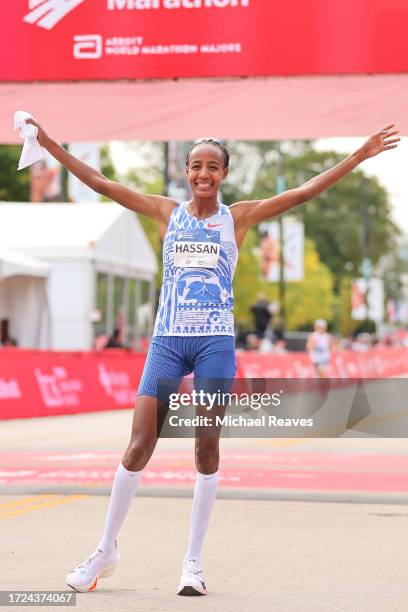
left=153, top=201, right=238, bottom=337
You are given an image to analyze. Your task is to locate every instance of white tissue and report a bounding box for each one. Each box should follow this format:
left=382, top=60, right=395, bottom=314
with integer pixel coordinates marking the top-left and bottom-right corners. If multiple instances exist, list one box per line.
left=14, top=110, right=46, bottom=170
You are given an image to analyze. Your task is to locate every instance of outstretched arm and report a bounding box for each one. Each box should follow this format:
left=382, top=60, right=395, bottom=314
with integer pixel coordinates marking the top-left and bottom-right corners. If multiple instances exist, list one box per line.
left=27, top=118, right=177, bottom=233
left=231, top=125, right=400, bottom=236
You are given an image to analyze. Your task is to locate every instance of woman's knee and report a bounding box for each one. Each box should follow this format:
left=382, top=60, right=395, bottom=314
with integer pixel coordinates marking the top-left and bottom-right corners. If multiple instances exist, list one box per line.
left=123, top=394, right=162, bottom=471
left=122, top=436, right=155, bottom=471
left=195, top=443, right=219, bottom=474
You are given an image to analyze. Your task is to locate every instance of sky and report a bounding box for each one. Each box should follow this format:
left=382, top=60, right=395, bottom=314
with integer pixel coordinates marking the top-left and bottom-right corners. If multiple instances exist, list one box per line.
left=110, top=137, right=408, bottom=234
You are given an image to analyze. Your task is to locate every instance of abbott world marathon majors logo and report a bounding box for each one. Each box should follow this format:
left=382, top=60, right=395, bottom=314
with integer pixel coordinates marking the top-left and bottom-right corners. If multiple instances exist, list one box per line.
left=24, top=1, right=249, bottom=59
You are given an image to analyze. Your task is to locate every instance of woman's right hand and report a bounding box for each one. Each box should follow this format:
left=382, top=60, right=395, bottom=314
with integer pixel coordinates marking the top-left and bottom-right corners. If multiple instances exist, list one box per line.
left=26, top=117, right=49, bottom=147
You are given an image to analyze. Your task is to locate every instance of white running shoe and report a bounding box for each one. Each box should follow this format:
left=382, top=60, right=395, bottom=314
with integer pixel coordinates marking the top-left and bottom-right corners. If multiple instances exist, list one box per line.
left=66, top=542, right=120, bottom=592
left=177, top=558, right=208, bottom=596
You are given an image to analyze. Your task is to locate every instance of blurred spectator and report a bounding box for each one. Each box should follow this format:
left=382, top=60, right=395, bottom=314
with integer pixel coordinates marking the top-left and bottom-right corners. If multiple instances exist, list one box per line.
left=351, top=333, right=372, bottom=352
left=306, top=319, right=333, bottom=377
left=104, top=328, right=123, bottom=349
left=259, top=330, right=274, bottom=353
left=30, top=160, right=61, bottom=203
left=0, top=319, right=17, bottom=347
left=274, top=339, right=288, bottom=354
left=340, top=335, right=354, bottom=350
left=273, top=318, right=285, bottom=342
left=251, top=293, right=272, bottom=338
left=246, top=333, right=261, bottom=351
left=1, top=318, right=9, bottom=345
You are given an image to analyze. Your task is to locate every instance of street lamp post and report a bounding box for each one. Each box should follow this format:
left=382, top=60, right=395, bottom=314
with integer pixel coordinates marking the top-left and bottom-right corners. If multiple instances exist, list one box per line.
left=276, top=143, right=286, bottom=329
left=361, top=177, right=372, bottom=323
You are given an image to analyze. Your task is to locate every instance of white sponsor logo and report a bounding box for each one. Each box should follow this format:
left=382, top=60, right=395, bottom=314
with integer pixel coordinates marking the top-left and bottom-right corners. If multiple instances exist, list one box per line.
left=24, top=0, right=86, bottom=30
left=73, top=34, right=103, bottom=58
left=108, top=0, right=249, bottom=9
left=98, top=364, right=136, bottom=406
left=0, top=378, right=22, bottom=400
left=35, top=367, right=83, bottom=408
left=24, top=0, right=249, bottom=32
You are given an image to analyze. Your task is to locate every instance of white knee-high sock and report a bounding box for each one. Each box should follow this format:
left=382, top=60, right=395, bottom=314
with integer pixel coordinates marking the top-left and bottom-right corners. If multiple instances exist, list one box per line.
left=98, top=462, right=142, bottom=554
left=184, top=471, right=219, bottom=565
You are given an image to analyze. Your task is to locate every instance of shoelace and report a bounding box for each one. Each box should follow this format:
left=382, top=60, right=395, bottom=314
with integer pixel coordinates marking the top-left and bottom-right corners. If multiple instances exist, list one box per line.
left=184, top=559, right=202, bottom=576
left=71, top=543, right=117, bottom=573
left=73, top=550, right=103, bottom=574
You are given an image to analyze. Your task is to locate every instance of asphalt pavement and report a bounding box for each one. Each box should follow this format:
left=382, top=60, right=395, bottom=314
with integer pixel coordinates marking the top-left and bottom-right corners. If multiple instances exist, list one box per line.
left=1, top=409, right=408, bottom=611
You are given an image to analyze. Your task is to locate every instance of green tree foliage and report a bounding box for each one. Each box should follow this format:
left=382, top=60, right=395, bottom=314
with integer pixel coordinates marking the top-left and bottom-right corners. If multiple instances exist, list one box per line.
left=223, top=142, right=398, bottom=291
left=99, top=142, right=164, bottom=282
left=284, top=239, right=335, bottom=330
left=233, top=228, right=265, bottom=324
left=234, top=237, right=334, bottom=330
left=377, top=238, right=408, bottom=301
left=121, top=143, right=166, bottom=283
left=0, top=145, right=30, bottom=201
left=103, top=140, right=399, bottom=332
left=100, top=144, right=117, bottom=181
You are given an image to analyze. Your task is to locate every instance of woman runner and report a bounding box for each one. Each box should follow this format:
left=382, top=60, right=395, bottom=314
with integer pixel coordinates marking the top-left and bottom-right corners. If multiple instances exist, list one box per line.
left=27, top=118, right=399, bottom=596
left=307, top=319, right=333, bottom=377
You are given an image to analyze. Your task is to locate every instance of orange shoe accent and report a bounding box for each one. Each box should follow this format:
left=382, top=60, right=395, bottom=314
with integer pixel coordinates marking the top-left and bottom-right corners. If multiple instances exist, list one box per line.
left=89, top=578, right=98, bottom=591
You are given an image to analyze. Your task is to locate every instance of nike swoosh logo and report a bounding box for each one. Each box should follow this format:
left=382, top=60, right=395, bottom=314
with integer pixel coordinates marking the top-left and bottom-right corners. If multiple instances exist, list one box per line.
left=207, top=223, right=221, bottom=228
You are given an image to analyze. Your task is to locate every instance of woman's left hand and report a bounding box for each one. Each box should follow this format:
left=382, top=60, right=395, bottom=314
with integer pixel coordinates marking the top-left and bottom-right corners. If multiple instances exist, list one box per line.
left=358, top=124, right=400, bottom=160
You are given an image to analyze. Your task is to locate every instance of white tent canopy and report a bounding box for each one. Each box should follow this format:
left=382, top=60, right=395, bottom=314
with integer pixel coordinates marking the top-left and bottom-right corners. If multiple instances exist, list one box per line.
left=0, top=248, right=50, bottom=348
left=0, top=247, right=49, bottom=279
left=0, top=203, right=157, bottom=276
left=0, top=203, right=157, bottom=349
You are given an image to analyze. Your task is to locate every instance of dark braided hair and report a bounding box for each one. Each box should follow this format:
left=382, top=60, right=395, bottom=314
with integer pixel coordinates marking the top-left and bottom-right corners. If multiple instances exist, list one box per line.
left=186, top=138, right=230, bottom=169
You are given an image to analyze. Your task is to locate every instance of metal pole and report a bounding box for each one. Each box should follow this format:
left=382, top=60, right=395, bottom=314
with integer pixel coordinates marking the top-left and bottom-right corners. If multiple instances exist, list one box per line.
left=135, top=278, right=141, bottom=349
left=163, top=142, right=169, bottom=196
left=362, top=177, right=372, bottom=323
left=276, top=143, right=286, bottom=328
left=60, top=144, right=69, bottom=202
left=106, top=273, right=114, bottom=336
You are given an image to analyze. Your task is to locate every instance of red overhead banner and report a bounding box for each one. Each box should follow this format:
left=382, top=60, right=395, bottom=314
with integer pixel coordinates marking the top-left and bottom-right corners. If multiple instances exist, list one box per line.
left=2, top=0, right=408, bottom=82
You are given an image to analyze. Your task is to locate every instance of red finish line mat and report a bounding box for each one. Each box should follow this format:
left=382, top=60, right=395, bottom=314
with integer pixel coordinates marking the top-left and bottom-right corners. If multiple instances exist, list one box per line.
left=1, top=451, right=408, bottom=493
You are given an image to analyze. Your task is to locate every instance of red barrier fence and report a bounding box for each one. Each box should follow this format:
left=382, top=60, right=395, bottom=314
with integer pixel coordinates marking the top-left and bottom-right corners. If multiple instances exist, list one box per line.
left=1, top=347, right=407, bottom=420
left=0, top=349, right=145, bottom=420
left=236, top=347, right=408, bottom=380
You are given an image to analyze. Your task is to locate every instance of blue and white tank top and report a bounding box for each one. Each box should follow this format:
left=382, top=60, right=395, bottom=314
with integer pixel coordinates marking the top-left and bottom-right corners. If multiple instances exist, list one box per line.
left=309, top=332, right=331, bottom=364
left=153, top=201, right=238, bottom=337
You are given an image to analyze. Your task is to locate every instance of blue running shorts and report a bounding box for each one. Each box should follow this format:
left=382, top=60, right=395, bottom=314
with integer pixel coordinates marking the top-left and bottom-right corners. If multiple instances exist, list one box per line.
left=137, top=335, right=236, bottom=403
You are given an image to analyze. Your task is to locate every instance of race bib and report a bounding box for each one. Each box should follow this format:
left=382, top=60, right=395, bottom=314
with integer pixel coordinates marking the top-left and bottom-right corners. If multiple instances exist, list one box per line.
left=173, top=229, right=220, bottom=268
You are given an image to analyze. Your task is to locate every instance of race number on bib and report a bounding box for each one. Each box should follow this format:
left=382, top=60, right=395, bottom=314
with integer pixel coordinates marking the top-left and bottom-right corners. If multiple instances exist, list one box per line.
left=173, top=229, right=220, bottom=268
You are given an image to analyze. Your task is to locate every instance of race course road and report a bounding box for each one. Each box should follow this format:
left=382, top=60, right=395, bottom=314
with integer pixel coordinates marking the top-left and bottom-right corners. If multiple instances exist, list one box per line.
left=1, top=409, right=408, bottom=502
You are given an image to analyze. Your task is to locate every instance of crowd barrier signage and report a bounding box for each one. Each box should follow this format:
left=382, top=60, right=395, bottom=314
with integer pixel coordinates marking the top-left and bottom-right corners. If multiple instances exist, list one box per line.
left=1, top=347, right=407, bottom=419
